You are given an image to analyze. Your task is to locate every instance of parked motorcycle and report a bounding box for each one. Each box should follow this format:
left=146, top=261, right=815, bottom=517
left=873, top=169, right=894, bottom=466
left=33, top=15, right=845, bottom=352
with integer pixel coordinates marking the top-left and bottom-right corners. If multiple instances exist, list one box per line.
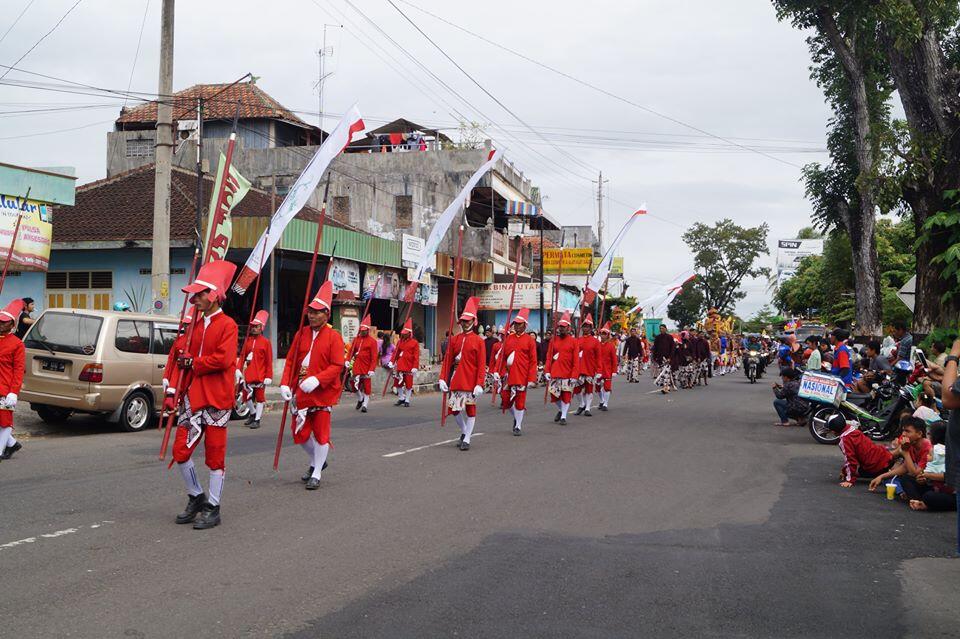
left=805, top=375, right=907, bottom=445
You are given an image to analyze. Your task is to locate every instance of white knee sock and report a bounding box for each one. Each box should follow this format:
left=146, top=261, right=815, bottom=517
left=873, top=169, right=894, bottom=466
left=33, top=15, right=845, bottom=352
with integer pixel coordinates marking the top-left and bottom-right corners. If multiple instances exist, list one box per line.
left=585, top=393, right=593, bottom=411
left=0, top=426, right=12, bottom=451
left=361, top=392, right=369, bottom=408
left=404, top=388, right=411, bottom=403
left=254, top=402, right=264, bottom=420
left=599, top=390, right=607, bottom=405
left=561, top=401, right=570, bottom=419
left=246, top=399, right=254, bottom=414
left=300, top=439, right=316, bottom=468
left=514, top=409, right=525, bottom=430
left=463, top=415, right=476, bottom=443
left=178, top=459, right=203, bottom=497
left=555, top=400, right=562, bottom=412
left=208, top=469, right=224, bottom=506
left=577, top=392, right=585, bottom=408
left=312, top=441, right=329, bottom=479
left=455, top=411, right=466, bottom=434
left=6, top=432, right=16, bottom=446
left=356, top=390, right=364, bottom=403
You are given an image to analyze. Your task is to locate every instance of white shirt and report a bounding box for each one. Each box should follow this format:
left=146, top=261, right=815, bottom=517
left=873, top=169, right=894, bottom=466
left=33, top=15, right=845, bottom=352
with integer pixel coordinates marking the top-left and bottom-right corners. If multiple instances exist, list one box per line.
left=198, top=308, right=222, bottom=357
left=300, top=329, right=320, bottom=369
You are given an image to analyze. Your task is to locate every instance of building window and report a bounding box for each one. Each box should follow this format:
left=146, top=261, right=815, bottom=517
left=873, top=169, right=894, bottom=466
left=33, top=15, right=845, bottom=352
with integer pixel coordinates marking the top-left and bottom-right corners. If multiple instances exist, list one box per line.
left=333, top=196, right=351, bottom=223
left=126, top=136, right=154, bottom=158
left=46, top=270, right=112, bottom=311
left=395, top=195, right=413, bottom=228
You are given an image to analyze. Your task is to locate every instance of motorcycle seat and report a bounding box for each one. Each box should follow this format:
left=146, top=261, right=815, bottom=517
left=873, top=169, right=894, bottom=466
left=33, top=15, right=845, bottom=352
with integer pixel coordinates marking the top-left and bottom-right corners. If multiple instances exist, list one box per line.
left=845, top=391, right=871, bottom=403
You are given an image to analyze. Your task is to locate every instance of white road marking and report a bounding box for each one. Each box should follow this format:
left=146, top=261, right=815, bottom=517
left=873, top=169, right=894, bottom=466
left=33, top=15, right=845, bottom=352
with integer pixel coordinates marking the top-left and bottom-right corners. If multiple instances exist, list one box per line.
left=383, top=433, right=485, bottom=458
left=0, top=521, right=114, bottom=552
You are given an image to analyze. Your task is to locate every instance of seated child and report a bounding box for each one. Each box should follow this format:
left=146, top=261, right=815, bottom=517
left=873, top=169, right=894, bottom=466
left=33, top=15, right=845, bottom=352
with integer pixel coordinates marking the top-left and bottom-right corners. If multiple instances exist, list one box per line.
left=826, top=414, right=894, bottom=488
left=868, top=416, right=933, bottom=496
left=912, top=393, right=941, bottom=424
left=904, top=421, right=956, bottom=511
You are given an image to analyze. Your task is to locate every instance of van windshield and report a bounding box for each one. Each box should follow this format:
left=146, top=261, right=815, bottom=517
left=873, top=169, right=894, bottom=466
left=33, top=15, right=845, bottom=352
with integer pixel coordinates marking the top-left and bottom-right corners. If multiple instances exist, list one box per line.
left=24, top=312, right=103, bottom=355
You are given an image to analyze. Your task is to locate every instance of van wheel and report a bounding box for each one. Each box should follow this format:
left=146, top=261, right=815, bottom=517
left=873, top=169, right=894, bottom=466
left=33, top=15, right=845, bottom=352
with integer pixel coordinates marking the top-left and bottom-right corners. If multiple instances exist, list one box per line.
left=36, top=405, right=72, bottom=424
left=119, top=391, right=152, bottom=432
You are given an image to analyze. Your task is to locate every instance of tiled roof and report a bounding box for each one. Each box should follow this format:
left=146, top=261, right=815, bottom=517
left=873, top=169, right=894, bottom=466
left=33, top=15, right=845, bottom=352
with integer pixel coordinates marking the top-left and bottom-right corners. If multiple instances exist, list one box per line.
left=116, top=81, right=315, bottom=130
left=52, top=164, right=355, bottom=244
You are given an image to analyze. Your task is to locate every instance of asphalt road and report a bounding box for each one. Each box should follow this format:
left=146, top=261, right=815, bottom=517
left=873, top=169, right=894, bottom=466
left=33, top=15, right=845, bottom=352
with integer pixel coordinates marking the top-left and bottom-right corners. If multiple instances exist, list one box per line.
left=1, top=372, right=958, bottom=638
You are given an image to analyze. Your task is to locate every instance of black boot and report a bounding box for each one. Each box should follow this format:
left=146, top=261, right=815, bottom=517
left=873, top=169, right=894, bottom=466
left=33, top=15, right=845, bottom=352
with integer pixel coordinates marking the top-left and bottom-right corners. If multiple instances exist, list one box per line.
left=394, top=399, right=404, bottom=406
left=243, top=413, right=256, bottom=426
left=575, top=406, right=585, bottom=415
left=559, top=417, right=567, bottom=425
left=554, top=411, right=562, bottom=423
left=360, top=406, right=368, bottom=413
left=193, top=503, right=221, bottom=530
left=175, top=493, right=206, bottom=524
left=583, top=410, right=593, bottom=417
left=355, top=400, right=363, bottom=410
left=459, top=440, right=470, bottom=451
left=301, top=461, right=329, bottom=483
left=305, top=477, right=321, bottom=490
left=1, top=441, right=22, bottom=460
left=248, top=420, right=260, bottom=429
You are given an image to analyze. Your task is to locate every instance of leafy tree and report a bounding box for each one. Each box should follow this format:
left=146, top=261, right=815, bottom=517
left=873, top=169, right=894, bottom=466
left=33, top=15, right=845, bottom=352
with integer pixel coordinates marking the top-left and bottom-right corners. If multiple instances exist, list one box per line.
left=796, top=226, right=824, bottom=239
left=681, top=219, right=770, bottom=314
left=667, top=286, right=705, bottom=329
left=741, top=304, right=781, bottom=334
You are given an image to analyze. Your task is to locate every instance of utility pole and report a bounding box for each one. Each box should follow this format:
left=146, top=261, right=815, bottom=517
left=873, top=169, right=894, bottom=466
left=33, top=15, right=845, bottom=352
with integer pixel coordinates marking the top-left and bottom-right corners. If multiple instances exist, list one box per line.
left=316, top=23, right=341, bottom=128
left=151, top=0, right=174, bottom=314
left=594, top=171, right=608, bottom=252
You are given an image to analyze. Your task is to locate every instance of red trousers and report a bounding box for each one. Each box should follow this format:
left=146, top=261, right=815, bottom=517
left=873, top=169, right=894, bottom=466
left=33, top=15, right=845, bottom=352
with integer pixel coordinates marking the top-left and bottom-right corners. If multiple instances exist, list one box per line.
left=173, top=425, right=227, bottom=470
left=291, top=409, right=331, bottom=445
left=0, top=409, right=13, bottom=428
left=449, top=404, right=477, bottom=417
left=602, top=378, right=612, bottom=392
left=500, top=389, right=527, bottom=410
left=356, top=377, right=372, bottom=394
left=575, top=381, right=594, bottom=394
left=393, top=372, right=414, bottom=390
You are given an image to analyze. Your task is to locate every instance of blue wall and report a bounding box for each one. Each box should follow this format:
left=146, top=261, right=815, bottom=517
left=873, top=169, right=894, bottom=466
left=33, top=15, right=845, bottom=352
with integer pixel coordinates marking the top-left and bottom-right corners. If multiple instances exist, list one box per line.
left=3, top=247, right=194, bottom=315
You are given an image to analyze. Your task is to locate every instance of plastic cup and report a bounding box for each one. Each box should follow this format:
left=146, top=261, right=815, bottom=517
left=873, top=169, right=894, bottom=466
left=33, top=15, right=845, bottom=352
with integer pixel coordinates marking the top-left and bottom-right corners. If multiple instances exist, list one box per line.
left=885, top=483, right=897, bottom=500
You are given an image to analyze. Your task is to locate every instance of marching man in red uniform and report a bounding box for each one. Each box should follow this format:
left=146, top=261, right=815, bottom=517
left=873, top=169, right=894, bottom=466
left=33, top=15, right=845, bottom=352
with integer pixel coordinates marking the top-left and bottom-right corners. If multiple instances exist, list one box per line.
left=439, top=296, right=486, bottom=451
left=0, top=300, right=25, bottom=462
left=347, top=314, right=378, bottom=413
left=575, top=314, right=601, bottom=417
left=238, top=310, right=273, bottom=429
left=170, top=260, right=239, bottom=530
left=545, top=311, right=579, bottom=425
left=391, top=319, right=419, bottom=408
left=162, top=307, right=192, bottom=415
left=494, top=308, right=537, bottom=436
left=598, top=322, right=619, bottom=411
left=280, top=281, right=344, bottom=490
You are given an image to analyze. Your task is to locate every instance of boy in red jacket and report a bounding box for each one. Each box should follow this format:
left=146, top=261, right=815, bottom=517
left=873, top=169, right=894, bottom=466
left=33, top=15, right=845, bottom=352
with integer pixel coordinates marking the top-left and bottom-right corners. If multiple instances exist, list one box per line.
left=238, top=310, right=273, bottom=429
left=171, top=260, right=239, bottom=530
left=347, top=314, right=378, bottom=413
left=0, top=300, right=25, bottom=462
left=545, top=311, right=579, bottom=425
left=826, top=414, right=894, bottom=487
left=391, top=319, right=420, bottom=408
left=162, top=307, right=192, bottom=417
left=280, top=281, right=344, bottom=490
left=597, top=322, right=619, bottom=411
left=575, top=314, right=601, bottom=417
left=495, top=309, right=538, bottom=436
left=438, top=297, right=486, bottom=451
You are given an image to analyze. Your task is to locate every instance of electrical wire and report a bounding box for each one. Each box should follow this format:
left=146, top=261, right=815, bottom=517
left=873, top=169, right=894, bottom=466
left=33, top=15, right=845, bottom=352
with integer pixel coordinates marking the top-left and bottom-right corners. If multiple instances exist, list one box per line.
left=0, top=0, right=37, bottom=47
left=0, top=0, right=84, bottom=82
left=122, top=0, right=151, bottom=110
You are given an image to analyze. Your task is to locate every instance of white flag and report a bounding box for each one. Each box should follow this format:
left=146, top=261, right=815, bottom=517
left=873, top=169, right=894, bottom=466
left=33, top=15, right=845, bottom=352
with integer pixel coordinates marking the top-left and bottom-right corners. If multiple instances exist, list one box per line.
left=232, top=104, right=364, bottom=293
left=628, top=270, right=696, bottom=316
left=585, top=205, right=646, bottom=303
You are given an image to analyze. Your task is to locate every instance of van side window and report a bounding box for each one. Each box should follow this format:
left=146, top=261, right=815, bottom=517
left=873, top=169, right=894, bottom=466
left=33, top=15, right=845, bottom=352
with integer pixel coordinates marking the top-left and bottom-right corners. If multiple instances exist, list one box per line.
left=115, top=320, right=152, bottom=354
left=152, top=324, right=179, bottom=355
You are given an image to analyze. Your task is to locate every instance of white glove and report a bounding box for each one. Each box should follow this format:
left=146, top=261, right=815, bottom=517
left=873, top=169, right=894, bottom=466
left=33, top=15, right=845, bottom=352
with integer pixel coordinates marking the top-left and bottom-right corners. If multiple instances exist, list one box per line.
left=492, top=372, right=501, bottom=382
left=162, top=378, right=169, bottom=393
left=438, top=379, right=449, bottom=393
left=388, top=361, right=395, bottom=369
left=299, top=376, right=320, bottom=394
left=279, top=385, right=293, bottom=401
left=345, top=360, right=353, bottom=371
left=553, top=353, right=559, bottom=361
left=473, top=385, right=484, bottom=398
left=544, top=373, right=551, bottom=381
left=5, top=393, right=16, bottom=409
left=411, top=368, right=418, bottom=374
left=612, top=372, right=618, bottom=377
left=245, top=352, right=253, bottom=362
left=165, top=385, right=176, bottom=396
left=264, top=378, right=272, bottom=386
left=235, top=369, right=243, bottom=383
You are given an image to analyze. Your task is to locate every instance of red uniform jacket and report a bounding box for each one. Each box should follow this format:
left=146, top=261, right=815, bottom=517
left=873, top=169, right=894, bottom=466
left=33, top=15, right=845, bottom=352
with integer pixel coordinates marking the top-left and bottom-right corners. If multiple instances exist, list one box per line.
left=240, top=334, right=273, bottom=384
left=395, top=336, right=420, bottom=373
left=349, top=334, right=379, bottom=376
left=578, top=334, right=601, bottom=376
left=498, top=332, right=537, bottom=386
left=282, top=324, right=344, bottom=408
left=488, top=341, right=502, bottom=370
left=442, top=330, right=486, bottom=392
left=164, top=333, right=188, bottom=391
left=545, top=333, right=579, bottom=379
left=185, top=311, right=239, bottom=411
left=0, top=333, right=25, bottom=395
left=838, top=427, right=893, bottom=482
left=600, top=339, right=618, bottom=379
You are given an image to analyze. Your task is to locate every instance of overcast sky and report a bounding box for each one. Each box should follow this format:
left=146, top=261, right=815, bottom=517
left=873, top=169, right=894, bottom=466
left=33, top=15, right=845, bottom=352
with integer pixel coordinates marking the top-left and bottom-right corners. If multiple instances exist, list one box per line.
left=0, top=0, right=830, bottom=319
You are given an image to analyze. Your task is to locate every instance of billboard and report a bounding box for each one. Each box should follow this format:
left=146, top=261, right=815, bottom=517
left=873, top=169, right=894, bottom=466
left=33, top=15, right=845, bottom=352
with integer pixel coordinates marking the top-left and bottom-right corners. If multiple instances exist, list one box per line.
left=477, top=282, right=555, bottom=310
left=0, top=195, right=53, bottom=271
left=776, top=239, right=824, bottom=270
left=542, top=247, right=593, bottom=275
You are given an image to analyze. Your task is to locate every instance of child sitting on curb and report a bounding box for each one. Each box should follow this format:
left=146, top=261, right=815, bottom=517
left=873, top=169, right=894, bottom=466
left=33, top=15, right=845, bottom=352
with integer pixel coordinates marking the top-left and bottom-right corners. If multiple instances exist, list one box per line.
left=868, top=416, right=932, bottom=496
left=827, top=414, right=894, bottom=488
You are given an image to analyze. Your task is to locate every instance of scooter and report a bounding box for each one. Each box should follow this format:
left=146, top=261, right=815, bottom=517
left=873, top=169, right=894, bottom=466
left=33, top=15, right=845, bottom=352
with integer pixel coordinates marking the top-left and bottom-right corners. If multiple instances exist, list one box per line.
left=744, top=349, right=764, bottom=383
left=807, top=378, right=907, bottom=445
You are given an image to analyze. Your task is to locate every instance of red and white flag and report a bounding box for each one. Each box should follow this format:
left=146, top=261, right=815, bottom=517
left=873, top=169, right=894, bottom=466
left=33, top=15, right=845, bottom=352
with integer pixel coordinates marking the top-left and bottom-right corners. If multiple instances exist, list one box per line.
left=583, top=205, right=646, bottom=305
left=628, top=270, right=696, bottom=316
left=233, top=104, right=365, bottom=294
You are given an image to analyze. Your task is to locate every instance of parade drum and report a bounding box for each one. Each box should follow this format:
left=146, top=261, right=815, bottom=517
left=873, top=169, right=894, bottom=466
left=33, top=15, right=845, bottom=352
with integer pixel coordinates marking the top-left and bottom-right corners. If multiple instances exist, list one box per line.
left=798, top=371, right=844, bottom=407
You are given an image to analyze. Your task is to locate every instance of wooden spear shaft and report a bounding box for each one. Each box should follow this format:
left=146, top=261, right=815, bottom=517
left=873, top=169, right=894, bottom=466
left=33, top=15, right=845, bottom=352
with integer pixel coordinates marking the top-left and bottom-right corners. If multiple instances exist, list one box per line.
left=439, top=224, right=465, bottom=428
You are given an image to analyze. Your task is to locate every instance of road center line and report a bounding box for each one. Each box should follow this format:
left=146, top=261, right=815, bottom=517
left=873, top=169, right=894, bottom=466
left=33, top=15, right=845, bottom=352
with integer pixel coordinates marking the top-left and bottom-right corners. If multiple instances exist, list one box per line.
left=383, top=433, right=485, bottom=458
left=0, top=520, right=114, bottom=552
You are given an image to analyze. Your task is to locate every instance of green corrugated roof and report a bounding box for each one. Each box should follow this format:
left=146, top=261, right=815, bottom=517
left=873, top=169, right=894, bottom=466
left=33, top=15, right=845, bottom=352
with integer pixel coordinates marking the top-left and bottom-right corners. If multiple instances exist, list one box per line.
left=279, top=219, right=401, bottom=267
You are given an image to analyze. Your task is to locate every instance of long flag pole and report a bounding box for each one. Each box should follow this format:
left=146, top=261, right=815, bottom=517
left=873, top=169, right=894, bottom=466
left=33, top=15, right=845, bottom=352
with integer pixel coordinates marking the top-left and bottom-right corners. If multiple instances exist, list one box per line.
left=0, top=187, right=30, bottom=295
left=439, top=223, right=465, bottom=427
left=545, top=229, right=566, bottom=404
left=491, top=218, right=525, bottom=405
left=272, top=178, right=332, bottom=471
left=379, top=294, right=418, bottom=398
left=341, top=263, right=386, bottom=393
left=202, top=103, right=241, bottom=264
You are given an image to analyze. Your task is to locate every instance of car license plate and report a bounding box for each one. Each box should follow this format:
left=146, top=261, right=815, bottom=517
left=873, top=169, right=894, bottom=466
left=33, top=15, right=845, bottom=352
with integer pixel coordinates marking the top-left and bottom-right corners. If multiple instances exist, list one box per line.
left=41, top=359, right=66, bottom=373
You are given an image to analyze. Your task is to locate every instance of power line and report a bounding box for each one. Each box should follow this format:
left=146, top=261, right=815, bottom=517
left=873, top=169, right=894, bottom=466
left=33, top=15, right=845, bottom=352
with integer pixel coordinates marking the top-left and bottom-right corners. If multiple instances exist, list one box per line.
left=0, top=0, right=84, bottom=82
left=0, top=0, right=37, bottom=47
left=395, top=0, right=805, bottom=170
left=122, top=0, right=151, bottom=109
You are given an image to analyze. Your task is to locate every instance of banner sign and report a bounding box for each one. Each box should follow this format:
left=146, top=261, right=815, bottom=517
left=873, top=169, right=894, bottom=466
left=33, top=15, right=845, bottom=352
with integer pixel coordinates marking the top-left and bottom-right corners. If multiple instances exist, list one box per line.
left=363, top=266, right=404, bottom=300
left=401, top=233, right=425, bottom=268
left=477, top=282, right=554, bottom=310
left=590, top=256, right=624, bottom=276
left=340, top=307, right=359, bottom=344
left=0, top=195, right=52, bottom=271
left=503, top=200, right=539, bottom=217
left=776, top=239, right=824, bottom=270
left=204, top=153, right=251, bottom=263
left=330, top=258, right=361, bottom=296
left=542, top=247, right=593, bottom=274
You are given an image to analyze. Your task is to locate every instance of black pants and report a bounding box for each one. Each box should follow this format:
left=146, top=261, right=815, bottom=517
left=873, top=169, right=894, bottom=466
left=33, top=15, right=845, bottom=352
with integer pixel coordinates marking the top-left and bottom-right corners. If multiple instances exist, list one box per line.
left=899, top=476, right=958, bottom=511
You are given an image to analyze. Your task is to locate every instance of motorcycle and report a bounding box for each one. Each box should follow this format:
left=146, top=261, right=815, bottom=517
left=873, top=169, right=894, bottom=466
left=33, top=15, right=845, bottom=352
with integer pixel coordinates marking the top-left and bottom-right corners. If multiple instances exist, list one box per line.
left=806, top=375, right=906, bottom=445
left=744, top=349, right=761, bottom=383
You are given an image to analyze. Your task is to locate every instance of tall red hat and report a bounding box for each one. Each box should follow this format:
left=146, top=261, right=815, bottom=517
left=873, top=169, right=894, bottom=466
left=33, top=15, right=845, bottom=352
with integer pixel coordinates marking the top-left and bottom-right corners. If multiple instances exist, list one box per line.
left=307, top=280, right=334, bottom=311
left=251, top=310, right=269, bottom=326
left=582, top=313, right=594, bottom=326
left=511, top=308, right=530, bottom=325
left=557, top=311, right=571, bottom=327
left=401, top=318, right=413, bottom=334
left=359, top=314, right=372, bottom=331
left=600, top=321, right=612, bottom=333
left=0, top=299, right=24, bottom=323
left=459, top=296, right=479, bottom=321
left=182, top=259, right=237, bottom=301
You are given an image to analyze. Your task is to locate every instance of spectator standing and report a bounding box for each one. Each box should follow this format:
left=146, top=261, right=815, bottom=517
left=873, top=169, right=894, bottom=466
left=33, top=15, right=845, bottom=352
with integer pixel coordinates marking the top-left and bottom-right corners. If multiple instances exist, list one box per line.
left=15, top=297, right=34, bottom=339
left=892, top=321, right=913, bottom=367
left=940, top=337, right=960, bottom=555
